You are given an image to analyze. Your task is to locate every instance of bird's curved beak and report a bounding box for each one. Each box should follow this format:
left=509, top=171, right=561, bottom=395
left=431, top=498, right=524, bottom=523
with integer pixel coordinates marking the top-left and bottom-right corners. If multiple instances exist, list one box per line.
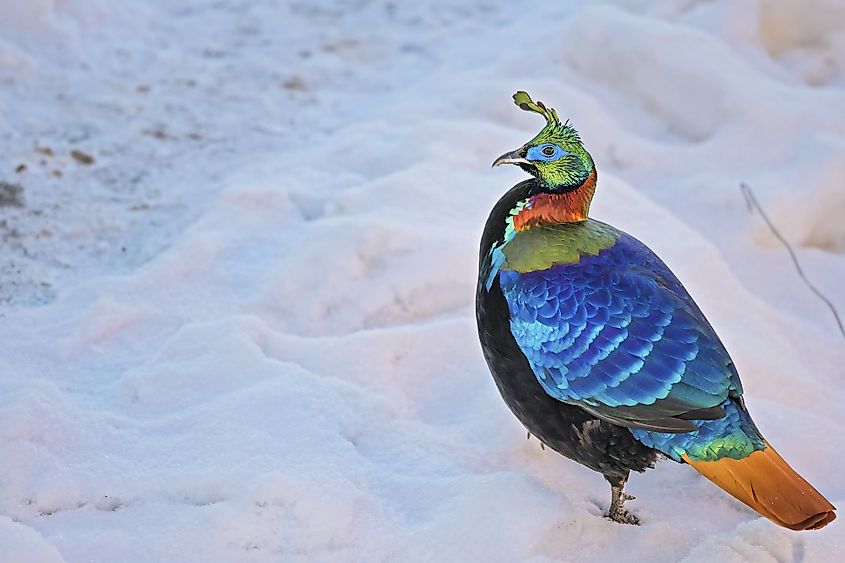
left=492, top=147, right=529, bottom=168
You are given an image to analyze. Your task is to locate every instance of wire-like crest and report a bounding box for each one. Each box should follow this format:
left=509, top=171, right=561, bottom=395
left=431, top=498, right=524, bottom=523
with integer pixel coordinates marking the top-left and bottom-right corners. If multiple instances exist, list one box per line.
left=512, top=91, right=580, bottom=144
left=513, top=91, right=559, bottom=125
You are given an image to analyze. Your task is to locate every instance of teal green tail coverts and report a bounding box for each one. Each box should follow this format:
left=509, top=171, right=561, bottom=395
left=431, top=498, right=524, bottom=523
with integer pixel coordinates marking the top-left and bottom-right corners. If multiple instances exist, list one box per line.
left=476, top=91, right=835, bottom=529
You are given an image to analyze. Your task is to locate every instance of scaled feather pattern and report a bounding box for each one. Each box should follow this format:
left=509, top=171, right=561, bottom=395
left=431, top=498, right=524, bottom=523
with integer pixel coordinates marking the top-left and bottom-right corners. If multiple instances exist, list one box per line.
left=497, top=223, right=751, bottom=450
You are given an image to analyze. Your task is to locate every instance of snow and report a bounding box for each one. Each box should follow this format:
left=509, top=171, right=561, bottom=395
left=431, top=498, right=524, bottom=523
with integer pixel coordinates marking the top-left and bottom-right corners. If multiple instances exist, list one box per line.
left=1, top=0, right=844, bottom=561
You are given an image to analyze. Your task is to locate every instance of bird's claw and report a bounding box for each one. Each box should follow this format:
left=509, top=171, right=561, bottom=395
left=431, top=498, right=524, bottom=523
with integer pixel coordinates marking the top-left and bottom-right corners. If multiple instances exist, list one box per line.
left=605, top=507, right=640, bottom=525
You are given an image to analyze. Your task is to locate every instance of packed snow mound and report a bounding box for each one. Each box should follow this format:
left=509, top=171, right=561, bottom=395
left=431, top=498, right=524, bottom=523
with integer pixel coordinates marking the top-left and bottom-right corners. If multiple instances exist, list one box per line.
left=0, top=516, right=65, bottom=563
left=1, top=0, right=844, bottom=562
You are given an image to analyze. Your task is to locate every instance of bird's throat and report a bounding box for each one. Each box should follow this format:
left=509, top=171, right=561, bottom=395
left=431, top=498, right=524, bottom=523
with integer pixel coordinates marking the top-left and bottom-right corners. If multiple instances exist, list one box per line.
left=514, top=170, right=597, bottom=231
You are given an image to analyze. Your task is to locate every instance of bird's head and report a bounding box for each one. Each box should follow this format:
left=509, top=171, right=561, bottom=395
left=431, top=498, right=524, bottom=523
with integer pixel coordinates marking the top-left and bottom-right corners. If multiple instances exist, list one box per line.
left=493, top=91, right=594, bottom=192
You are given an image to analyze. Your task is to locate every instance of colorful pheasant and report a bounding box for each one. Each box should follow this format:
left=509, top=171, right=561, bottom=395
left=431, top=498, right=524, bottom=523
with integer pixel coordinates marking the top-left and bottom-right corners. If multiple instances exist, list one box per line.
left=476, top=91, right=836, bottom=529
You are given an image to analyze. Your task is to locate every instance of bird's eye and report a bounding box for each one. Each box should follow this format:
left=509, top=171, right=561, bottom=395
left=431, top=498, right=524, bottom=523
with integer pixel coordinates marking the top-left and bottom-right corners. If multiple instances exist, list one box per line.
left=526, top=143, right=567, bottom=162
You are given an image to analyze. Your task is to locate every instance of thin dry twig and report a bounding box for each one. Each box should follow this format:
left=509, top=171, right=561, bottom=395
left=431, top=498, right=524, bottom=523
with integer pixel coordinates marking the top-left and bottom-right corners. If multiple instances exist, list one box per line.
left=740, top=182, right=845, bottom=340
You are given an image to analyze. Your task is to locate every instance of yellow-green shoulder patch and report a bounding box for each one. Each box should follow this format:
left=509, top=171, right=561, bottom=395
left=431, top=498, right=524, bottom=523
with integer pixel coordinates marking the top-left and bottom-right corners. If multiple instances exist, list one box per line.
left=502, top=220, right=618, bottom=273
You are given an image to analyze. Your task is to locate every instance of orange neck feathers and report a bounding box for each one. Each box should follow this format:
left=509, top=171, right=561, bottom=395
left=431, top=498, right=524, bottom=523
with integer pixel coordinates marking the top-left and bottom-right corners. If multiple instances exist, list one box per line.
left=513, top=169, right=597, bottom=231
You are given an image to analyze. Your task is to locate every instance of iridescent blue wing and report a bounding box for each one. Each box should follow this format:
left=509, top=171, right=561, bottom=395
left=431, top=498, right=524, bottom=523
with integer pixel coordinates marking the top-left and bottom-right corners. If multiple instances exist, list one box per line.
left=499, top=232, right=741, bottom=433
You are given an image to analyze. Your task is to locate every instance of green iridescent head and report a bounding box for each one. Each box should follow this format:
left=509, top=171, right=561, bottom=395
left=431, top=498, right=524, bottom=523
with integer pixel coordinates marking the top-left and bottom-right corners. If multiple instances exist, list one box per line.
left=493, top=91, right=594, bottom=191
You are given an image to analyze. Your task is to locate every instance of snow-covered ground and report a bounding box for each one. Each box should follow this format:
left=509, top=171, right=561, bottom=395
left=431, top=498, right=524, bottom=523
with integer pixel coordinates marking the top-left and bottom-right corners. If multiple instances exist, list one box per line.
left=1, top=0, right=844, bottom=561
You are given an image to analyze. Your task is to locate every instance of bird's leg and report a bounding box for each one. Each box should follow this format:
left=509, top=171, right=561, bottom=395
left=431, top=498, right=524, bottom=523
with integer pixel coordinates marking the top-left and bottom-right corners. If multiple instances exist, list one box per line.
left=604, top=473, right=639, bottom=525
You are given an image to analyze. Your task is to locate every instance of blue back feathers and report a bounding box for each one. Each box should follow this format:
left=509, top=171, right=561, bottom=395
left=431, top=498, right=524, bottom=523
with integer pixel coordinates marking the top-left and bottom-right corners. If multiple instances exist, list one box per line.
left=495, top=226, right=763, bottom=461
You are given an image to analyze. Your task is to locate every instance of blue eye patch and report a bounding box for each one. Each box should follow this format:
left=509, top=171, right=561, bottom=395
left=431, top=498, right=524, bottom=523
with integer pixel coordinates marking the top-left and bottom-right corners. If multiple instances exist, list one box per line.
left=527, top=143, right=567, bottom=162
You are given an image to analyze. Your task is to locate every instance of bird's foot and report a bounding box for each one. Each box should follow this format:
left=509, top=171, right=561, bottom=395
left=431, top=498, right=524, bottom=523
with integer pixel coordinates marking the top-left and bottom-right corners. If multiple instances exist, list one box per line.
left=604, top=474, right=638, bottom=525
left=605, top=506, right=640, bottom=525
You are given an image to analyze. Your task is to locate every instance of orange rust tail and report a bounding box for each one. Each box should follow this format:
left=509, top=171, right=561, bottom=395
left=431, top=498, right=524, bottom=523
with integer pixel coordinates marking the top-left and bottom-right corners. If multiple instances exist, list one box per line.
left=684, top=441, right=836, bottom=530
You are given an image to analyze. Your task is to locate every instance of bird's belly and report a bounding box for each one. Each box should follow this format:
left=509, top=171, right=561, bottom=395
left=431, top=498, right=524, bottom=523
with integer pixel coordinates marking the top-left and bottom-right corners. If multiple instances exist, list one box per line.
left=477, top=277, right=657, bottom=477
